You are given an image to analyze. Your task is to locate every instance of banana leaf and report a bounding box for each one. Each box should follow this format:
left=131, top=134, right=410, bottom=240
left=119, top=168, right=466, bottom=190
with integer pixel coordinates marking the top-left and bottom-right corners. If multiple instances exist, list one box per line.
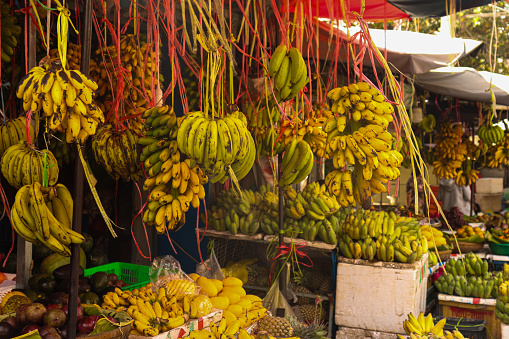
left=82, top=304, right=132, bottom=335
left=455, top=234, right=485, bottom=244
left=486, top=231, right=509, bottom=244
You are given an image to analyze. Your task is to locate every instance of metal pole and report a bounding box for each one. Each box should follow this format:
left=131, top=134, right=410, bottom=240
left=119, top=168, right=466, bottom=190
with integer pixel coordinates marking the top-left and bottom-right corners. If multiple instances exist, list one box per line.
left=16, top=7, right=38, bottom=289
left=67, top=0, right=92, bottom=337
left=278, top=153, right=287, bottom=298
left=470, top=125, right=474, bottom=216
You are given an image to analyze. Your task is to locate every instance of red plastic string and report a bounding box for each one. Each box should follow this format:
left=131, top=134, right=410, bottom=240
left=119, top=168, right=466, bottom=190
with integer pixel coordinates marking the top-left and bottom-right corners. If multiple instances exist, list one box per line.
left=268, top=242, right=313, bottom=281
left=196, top=200, right=209, bottom=270
left=130, top=178, right=152, bottom=259
left=164, top=227, right=178, bottom=254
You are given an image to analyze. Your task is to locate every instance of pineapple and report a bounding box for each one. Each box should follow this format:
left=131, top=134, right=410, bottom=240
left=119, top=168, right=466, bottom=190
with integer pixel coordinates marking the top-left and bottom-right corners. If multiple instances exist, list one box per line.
left=248, top=264, right=270, bottom=287
left=291, top=282, right=314, bottom=305
left=257, top=316, right=294, bottom=337
left=288, top=316, right=328, bottom=339
left=317, top=277, right=330, bottom=296
left=299, top=304, right=327, bottom=324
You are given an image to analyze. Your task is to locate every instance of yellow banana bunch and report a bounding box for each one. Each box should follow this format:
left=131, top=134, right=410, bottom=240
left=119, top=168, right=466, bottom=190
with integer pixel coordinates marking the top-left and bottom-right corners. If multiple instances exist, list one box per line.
left=177, top=108, right=255, bottom=183
left=49, top=43, right=82, bottom=70
left=0, top=116, right=37, bottom=159
left=279, top=139, right=314, bottom=186
left=268, top=45, right=309, bottom=102
left=0, top=143, right=58, bottom=189
left=402, top=312, right=447, bottom=338
left=432, top=123, right=468, bottom=179
left=140, top=106, right=207, bottom=233
left=90, top=34, right=162, bottom=123
left=16, top=61, right=105, bottom=143
left=455, top=162, right=479, bottom=186
left=486, top=129, right=509, bottom=167
left=11, top=182, right=84, bottom=256
left=278, top=115, right=328, bottom=158
left=398, top=331, right=464, bottom=339
left=92, top=125, right=141, bottom=181
left=164, top=279, right=198, bottom=300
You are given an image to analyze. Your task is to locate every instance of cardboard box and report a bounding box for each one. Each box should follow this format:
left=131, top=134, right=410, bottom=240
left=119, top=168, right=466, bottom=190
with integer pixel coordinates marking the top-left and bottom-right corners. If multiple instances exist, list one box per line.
left=438, top=296, right=500, bottom=339
left=335, top=254, right=428, bottom=334
left=476, top=178, right=504, bottom=194
left=475, top=193, right=502, bottom=212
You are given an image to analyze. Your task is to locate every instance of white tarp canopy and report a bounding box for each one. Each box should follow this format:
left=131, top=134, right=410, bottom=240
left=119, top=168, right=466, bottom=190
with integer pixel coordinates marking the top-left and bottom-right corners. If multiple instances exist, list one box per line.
left=414, top=67, right=509, bottom=106
left=309, top=22, right=485, bottom=74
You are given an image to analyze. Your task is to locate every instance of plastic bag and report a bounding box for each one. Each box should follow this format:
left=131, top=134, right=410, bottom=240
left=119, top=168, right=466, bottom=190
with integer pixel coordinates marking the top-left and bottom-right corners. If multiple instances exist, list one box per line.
left=262, top=279, right=295, bottom=318
left=221, top=258, right=258, bottom=284
left=149, top=255, right=197, bottom=294
left=195, top=249, right=225, bottom=280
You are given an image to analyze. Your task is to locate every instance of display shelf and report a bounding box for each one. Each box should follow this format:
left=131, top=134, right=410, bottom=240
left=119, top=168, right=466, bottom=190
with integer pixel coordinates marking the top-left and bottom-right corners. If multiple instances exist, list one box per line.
left=198, top=229, right=337, bottom=252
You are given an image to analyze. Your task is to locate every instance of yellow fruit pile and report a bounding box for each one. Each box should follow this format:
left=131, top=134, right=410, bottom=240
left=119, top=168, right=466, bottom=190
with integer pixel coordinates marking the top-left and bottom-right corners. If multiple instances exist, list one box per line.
left=456, top=225, right=484, bottom=239
left=420, top=225, right=447, bottom=249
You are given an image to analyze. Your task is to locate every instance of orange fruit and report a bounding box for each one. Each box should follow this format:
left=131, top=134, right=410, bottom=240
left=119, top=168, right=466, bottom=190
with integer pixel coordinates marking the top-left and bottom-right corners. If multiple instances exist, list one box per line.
left=0, top=272, right=7, bottom=283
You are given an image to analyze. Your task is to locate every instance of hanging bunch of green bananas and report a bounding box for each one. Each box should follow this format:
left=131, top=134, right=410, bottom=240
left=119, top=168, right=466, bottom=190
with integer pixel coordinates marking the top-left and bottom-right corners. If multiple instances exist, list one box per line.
left=11, top=182, right=84, bottom=256
left=323, top=81, right=402, bottom=209
left=0, top=3, right=21, bottom=64
left=177, top=107, right=255, bottom=184
left=47, top=132, right=73, bottom=167
left=268, top=45, right=308, bottom=102
left=417, top=114, right=436, bottom=133
left=478, top=123, right=504, bottom=145
left=486, top=127, right=509, bottom=167
left=92, top=125, right=142, bottom=181
left=1, top=143, right=59, bottom=189
left=140, top=106, right=208, bottom=233
left=432, top=122, right=466, bottom=179
left=50, top=43, right=82, bottom=70
left=0, top=116, right=37, bottom=158
left=16, top=61, right=104, bottom=143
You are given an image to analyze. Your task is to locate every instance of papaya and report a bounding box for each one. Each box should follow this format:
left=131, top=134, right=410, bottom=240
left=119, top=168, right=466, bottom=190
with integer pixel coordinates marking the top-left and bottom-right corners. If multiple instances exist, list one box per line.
left=40, top=248, right=86, bottom=276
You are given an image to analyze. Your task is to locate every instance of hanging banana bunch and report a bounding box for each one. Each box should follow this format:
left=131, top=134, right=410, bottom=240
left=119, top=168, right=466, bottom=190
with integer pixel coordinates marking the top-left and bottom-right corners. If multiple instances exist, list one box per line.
left=486, top=127, right=509, bottom=168
left=50, top=43, right=82, bottom=70
left=323, top=81, right=402, bottom=209
left=455, top=159, right=479, bottom=186
left=268, top=45, right=309, bottom=102
left=432, top=122, right=466, bottom=179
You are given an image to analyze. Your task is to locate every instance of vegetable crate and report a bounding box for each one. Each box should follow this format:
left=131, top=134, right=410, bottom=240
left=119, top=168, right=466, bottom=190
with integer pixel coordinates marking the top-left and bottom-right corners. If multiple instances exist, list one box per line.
left=84, top=262, right=150, bottom=291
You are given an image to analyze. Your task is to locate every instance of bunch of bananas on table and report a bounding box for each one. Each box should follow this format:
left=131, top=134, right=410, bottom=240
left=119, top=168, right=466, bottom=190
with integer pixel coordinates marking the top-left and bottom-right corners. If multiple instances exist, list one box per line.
left=0, top=3, right=21, bottom=64
left=50, top=43, right=81, bottom=70
left=398, top=312, right=449, bottom=339
left=92, top=125, right=141, bottom=181
left=16, top=61, right=104, bottom=143
left=90, top=34, right=161, bottom=111
left=11, top=182, right=84, bottom=256
left=337, top=209, right=425, bottom=263
left=478, top=123, right=504, bottom=145
left=432, top=122, right=466, bottom=179
left=486, top=128, right=509, bottom=167
left=455, top=159, right=479, bottom=186
left=420, top=225, right=448, bottom=250
left=140, top=106, right=207, bottom=233
left=0, top=116, right=37, bottom=158
left=1, top=143, right=59, bottom=188
left=279, top=139, right=314, bottom=186
left=177, top=108, right=255, bottom=183
left=323, top=81, right=402, bottom=208
left=268, top=45, right=308, bottom=102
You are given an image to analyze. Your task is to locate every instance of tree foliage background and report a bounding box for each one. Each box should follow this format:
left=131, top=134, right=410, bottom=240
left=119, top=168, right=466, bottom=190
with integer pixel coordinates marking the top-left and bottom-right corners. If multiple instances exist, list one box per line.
left=371, top=1, right=509, bottom=74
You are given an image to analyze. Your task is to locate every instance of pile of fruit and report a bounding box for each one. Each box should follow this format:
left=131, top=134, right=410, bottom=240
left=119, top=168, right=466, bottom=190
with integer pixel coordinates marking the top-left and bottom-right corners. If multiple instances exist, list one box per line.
left=455, top=225, right=485, bottom=242
left=0, top=290, right=128, bottom=338
left=337, top=210, right=426, bottom=263
left=324, top=81, right=403, bottom=208
left=204, top=182, right=341, bottom=245
left=434, top=253, right=503, bottom=298
left=486, top=126, right=509, bottom=167
left=439, top=207, right=467, bottom=230
left=421, top=225, right=449, bottom=250
left=398, top=312, right=465, bottom=339
left=496, top=278, right=509, bottom=324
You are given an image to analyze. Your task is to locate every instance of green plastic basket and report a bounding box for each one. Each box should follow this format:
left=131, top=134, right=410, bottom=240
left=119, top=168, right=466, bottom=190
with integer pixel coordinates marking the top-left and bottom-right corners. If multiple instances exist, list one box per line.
left=84, top=262, right=150, bottom=291
left=489, top=243, right=509, bottom=255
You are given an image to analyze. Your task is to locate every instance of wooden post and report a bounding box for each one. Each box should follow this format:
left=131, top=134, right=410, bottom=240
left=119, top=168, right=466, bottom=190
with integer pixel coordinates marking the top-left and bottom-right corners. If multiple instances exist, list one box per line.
left=67, top=0, right=92, bottom=337
left=278, top=153, right=287, bottom=298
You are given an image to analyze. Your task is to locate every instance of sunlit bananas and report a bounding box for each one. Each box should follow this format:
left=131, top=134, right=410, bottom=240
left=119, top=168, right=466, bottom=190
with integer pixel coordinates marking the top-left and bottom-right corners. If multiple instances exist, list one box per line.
left=278, top=116, right=328, bottom=158
left=402, top=312, right=447, bottom=338
left=1, top=143, right=59, bottom=189
left=92, top=125, right=141, bottom=181
left=0, top=3, right=22, bottom=64
left=486, top=127, right=509, bottom=168
left=280, top=140, right=314, bottom=186
left=49, top=43, right=82, bottom=70
left=90, top=34, right=162, bottom=122
left=269, top=45, right=308, bottom=101
left=11, top=182, right=83, bottom=256
left=0, top=116, right=37, bottom=159
left=455, top=159, right=479, bottom=186
left=16, top=61, right=104, bottom=143
left=140, top=106, right=207, bottom=232
left=478, top=123, right=504, bottom=145
left=432, top=121, right=467, bottom=179
left=177, top=109, right=254, bottom=183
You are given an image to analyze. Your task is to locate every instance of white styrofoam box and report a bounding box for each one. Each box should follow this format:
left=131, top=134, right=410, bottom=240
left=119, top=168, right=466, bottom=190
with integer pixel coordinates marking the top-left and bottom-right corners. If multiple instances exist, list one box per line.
left=335, top=254, right=428, bottom=334
left=475, top=193, right=503, bottom=212
left=476, top=178, right=504, bottom=194
left=502, top=321, right=509, bottom=339
left=336, top=326, right=407, bottom=339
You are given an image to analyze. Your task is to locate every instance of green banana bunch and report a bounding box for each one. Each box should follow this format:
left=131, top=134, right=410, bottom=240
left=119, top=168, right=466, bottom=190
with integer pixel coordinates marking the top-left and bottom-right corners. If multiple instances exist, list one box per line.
left=496, top=278, right=509, bottom=324
left=417, top=114, right=436, bottom=133
left=268, top=45, right=308, bottom=102
left=478, top=124, right=504, bottom=145
left=435, top=273, right=498, bottom=299
left=0, top=3, right=21, bottom=64
left=428, top=250, right=438, bottom=267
